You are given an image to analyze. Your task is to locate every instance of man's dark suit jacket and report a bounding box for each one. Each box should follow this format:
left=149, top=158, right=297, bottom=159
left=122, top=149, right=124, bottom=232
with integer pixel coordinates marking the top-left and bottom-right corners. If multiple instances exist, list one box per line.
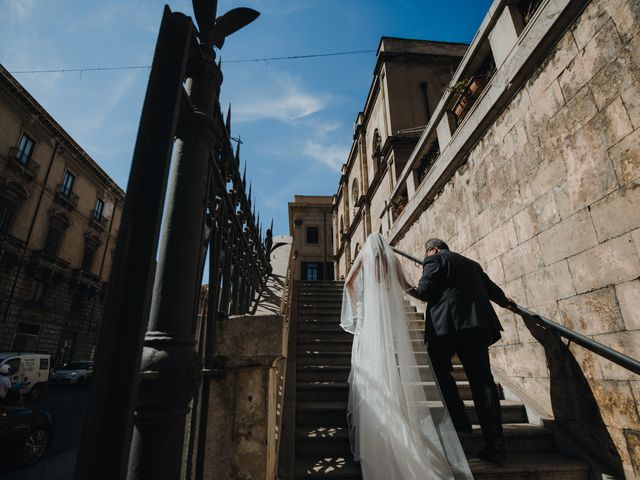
left=414, top=250, right=510, bottom=345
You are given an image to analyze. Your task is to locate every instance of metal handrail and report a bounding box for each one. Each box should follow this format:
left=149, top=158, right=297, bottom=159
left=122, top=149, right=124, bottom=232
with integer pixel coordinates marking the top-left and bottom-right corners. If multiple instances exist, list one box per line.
left=391, top=247, right=640, bottom=376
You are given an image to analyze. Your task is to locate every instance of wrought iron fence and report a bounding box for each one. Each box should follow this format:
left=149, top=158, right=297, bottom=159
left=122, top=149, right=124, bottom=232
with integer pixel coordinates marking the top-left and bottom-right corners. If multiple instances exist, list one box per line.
left=74, top=3, right=264, bottom=479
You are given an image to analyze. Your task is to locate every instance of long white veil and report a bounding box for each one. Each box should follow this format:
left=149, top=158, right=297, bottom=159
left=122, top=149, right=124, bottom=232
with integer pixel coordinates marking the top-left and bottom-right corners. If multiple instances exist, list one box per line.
left=340, top=233, right=472, bottom=479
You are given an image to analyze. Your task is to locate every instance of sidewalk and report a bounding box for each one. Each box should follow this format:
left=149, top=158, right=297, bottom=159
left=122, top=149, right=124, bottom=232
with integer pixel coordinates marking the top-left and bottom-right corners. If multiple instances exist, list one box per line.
left=3, top=449, right=77, bottom=480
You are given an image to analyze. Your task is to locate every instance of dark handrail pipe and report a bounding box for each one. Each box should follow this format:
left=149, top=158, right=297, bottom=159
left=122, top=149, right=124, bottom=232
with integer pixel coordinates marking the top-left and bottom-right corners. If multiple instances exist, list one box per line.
left=515, top=306, right=640, bottom=376
left=391, top=247, right=640, bottom=376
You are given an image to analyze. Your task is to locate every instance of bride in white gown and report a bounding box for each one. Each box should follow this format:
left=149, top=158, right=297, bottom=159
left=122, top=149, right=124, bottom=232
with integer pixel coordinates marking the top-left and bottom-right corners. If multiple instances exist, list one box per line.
left=340, top=233, right=472, bottom=479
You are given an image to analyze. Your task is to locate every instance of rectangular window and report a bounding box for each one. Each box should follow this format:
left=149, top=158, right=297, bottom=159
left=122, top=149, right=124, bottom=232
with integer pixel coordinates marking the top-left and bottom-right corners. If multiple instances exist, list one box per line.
left=302, top=262, right=320, bottom=281
left=71, top=289, right=85, bottom=315
left=94, top=198, right=105, bottom=219
left=0, top=198, right=16, bottom=233
left=81, top=245, right=96, bottom=272
left=43, top=225, right=63, bottom=255
left=15, top=133, right=35, bottom=165
left=29, top=280, right=47, bottom=304
left=60, top=171, right=75, bottom=197
left=306, top=226, right=319, bottom=244
left=11, top=323, right=40, bottom=352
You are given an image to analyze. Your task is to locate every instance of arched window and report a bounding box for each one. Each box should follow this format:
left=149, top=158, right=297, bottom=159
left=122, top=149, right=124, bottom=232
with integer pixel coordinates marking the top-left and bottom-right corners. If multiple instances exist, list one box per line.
left=371, top=129, right=384, bottom=175
left=351, top=178, right=359, bottom=207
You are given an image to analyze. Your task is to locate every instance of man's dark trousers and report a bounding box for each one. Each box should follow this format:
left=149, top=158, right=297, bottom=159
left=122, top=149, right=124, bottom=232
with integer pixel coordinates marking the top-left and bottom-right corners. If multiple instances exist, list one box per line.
left=428, top=327, right=503, bottom=451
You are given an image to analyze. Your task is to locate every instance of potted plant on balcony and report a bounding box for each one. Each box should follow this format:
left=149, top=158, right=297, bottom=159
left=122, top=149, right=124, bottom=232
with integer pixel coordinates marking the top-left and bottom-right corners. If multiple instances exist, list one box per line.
left=448, top=75, right=489, bottom=121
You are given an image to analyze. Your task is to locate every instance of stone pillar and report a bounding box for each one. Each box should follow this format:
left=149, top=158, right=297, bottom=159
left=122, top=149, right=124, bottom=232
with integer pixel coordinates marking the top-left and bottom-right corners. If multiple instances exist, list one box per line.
left=436, top=111, right=457, bottom=149
left=489, top=5, right=525, bottom=68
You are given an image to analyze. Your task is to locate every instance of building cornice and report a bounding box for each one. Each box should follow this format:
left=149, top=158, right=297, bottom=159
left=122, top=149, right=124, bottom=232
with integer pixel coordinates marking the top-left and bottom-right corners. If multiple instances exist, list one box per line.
left=0, top=64, right=125, bottom=201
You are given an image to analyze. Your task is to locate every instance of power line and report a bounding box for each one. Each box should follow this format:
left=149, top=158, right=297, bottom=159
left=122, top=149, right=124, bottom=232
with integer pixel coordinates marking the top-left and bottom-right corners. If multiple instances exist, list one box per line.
left=9, top=48, right=377, bottom=75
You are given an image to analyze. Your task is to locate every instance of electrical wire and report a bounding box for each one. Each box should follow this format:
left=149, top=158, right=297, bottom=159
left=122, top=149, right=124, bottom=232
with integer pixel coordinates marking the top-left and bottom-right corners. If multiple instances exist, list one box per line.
left=9, top=48, right=377, bottom=74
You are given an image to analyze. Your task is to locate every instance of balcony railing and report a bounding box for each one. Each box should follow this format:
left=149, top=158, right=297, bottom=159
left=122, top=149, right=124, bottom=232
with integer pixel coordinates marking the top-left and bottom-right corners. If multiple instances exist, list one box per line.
left=0, top=232, right=26, bottom=253
left=89, top=210, right=108, bottom=230
left=55, top=184, right=79, bottom=210
left=6, top=147, right=41, bottom=179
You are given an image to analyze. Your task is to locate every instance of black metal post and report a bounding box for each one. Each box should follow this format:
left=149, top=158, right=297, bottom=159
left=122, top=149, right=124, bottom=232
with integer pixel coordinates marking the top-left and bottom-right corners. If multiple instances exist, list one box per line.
left=75, top=8, right=193, bottom=480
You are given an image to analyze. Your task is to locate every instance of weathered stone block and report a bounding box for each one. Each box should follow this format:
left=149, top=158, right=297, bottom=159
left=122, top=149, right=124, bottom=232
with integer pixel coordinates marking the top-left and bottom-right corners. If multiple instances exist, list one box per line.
left=605, top=0, right=640, bottom=43
left=526, top=79, right=566, bottom=138
left=568, top=233, right=640, bottom=293
left=560, top=18, right=623, bottom=100
left=608, top=128, right=640, bottom=186
left=523, top=260, right=576, bottom=306
left=513, top=191, right=561, bottom=243
left=538, top=209, right=598, bottom=265
left=570, top=0, right=609, bottom=51
left=504, top=342, right=550, bottom=377
left=528, top=28, right=579, bottom=92
left=554, top=121, right=619, bottom=219
left=495, top=310, right=520, bottom=346
left=546, top=85, right=599, bottom=143
left=593, top=331, right=640, bottom=381
left=518, top=156, right=567, bottom=207
left=482, top=220, right=518, bottom=261
left=558, top=286, right=624, bottom=335
left=591, top=379, right=640, bottom=426
left=486, top=256, right=505, bottom=286
left=633, top=228, right=640, bottom=259
left=615, top=280, right=640, bottom=331
left=503, top=277, right=527, bottom=307
left=590, top=182, right=640, bottom=242
left=501, top=237, right=544, bottom=282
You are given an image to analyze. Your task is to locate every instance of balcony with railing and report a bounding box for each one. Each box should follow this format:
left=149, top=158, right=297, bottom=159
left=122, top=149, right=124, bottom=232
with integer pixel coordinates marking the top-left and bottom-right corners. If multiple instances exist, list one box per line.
left=54, top=183, right=79, bottom=210
left=89, top=209, right=108, bottom=232
left=5, top=147, right=41, bottom=180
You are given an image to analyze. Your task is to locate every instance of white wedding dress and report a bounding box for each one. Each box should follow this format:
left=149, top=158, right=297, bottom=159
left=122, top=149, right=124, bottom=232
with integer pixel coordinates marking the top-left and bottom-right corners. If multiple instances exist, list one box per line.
left=340, top=233, right=472, bottom=479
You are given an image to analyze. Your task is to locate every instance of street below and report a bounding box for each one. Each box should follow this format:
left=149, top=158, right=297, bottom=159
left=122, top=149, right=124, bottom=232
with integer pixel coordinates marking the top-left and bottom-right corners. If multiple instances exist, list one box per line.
left=1, top=385, right=88, bottom=479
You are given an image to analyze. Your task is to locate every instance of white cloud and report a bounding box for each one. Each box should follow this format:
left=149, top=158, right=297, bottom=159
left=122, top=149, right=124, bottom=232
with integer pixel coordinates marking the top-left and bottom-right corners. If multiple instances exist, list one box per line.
left=234, top=73, right=327, bottom=123
left=5, top=0, right=37, bottom=19
left=304, top=141, right=348, bottom=172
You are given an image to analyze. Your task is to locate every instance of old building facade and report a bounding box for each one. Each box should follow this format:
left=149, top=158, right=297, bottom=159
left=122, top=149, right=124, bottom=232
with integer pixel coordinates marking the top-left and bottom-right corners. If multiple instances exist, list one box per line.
left=333, top=0, right=640, bottom=476
left=288, top=195, right=333, bottom=281
left=0, top=65, right=124, bottom=365
left=332, top=37, right=468, bottom=279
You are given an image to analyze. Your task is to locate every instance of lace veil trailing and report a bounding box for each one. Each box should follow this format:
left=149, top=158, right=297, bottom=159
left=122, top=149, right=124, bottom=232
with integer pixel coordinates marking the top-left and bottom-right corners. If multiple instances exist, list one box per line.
left=340, top=233, right=472, bottom=479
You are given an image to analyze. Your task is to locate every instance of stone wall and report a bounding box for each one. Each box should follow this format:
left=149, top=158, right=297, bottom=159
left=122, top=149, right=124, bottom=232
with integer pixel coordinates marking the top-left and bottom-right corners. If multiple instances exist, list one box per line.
left=394, top=0, right=640, bottom=476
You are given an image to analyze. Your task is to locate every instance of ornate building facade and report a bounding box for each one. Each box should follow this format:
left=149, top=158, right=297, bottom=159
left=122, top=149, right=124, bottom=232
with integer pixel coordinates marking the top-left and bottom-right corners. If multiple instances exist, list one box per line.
left=0, top=65, right=124, bottom=365
left=332, top=37, right=467, bottom=278
left=288, top=195, right=333, bottom=281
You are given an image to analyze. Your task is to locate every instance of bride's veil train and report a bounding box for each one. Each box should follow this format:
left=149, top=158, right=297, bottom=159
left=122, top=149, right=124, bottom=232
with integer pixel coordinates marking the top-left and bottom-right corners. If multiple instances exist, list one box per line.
left=340, top=233, right=473, bottom=479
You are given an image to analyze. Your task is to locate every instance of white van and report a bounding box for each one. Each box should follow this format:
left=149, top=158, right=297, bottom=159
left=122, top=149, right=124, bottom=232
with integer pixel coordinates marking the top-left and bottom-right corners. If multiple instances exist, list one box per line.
left=0, top=352, right=51, bottom=401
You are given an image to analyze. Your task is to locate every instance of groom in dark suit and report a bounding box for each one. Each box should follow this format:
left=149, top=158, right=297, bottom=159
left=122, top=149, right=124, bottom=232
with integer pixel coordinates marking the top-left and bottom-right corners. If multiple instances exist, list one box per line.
left=408, top=238, right=516, bottom=464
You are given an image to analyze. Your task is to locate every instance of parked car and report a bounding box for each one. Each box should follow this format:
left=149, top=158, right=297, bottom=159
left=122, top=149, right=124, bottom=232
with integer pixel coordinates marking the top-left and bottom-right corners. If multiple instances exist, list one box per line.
left=0, top=404, right=54, bottom=466
left=0, top=353, right=51, bottom=401
left=49, top=361, right=94, bottom=385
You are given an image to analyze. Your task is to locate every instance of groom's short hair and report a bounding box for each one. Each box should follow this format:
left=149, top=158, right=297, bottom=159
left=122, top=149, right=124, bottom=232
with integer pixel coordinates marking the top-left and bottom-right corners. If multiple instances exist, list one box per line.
left=425, top=238, right=449, bottom=251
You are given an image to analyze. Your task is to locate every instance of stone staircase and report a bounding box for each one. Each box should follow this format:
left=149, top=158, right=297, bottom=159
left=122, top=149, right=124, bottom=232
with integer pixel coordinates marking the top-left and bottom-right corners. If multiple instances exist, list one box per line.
left=290, top=281, right=591, bottom=479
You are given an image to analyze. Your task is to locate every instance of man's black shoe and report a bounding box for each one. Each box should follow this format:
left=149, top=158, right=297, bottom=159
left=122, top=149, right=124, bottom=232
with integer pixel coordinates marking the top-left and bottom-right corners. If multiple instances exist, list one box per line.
left=454, top=423, right=472, bottom=434
left=476, top=448, right=506, bottom=464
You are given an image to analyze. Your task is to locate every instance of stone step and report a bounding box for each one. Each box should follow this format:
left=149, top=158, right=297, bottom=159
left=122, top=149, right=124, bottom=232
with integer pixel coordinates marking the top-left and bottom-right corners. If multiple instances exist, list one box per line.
left=297, top=382, right=349, bottom=402
left=296, top=380, right=501, bottom=402
left=298, top=314, right=342, bottom=322
left=296, top=364, right=468, bottom=382
left=296, top=402, right=348, bottom=427
left=469, top=452, right=590, bottom=480
left=295, top=428, right=352, bottom=457
left=294, top=456, right=361, bottom=479
left=297, top=365, right=352, bottom=382
left=299, top=332, right=354, bottom=343
left=299, top=323, right=345, bottom=334
left=299, top=340, right=353, bottom=353
left=460, top=424, right=555, bottom=454
left=298, top=351, right=352, bottom=366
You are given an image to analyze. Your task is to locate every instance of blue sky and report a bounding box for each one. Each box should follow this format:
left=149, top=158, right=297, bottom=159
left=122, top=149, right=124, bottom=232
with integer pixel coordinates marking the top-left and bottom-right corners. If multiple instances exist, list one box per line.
left=1, top=0, right=492, bottom=237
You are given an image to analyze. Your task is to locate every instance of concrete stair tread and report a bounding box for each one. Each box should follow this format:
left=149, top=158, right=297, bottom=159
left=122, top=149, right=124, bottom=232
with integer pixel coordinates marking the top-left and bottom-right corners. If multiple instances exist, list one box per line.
left=469, top=451, right=590, bottom=478
left=294, top=457, right=361, bottom=478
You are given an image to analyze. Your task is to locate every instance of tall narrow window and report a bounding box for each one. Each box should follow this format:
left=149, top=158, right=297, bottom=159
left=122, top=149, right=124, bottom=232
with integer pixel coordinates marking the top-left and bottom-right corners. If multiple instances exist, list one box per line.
left=71, top=289, right=85, bottom=315
left=94, top=198, right=105, bottom=219
left=306, top=226, right=319, bottom=245
left=81, top=244, right=96, bottom=272
left=43, top=225, right=64, bottom=256
left=30, top=279, right=47, bottom=304
left=15, top=133, right=35, bottom=165
left=0, top=198, right=16, bottom=233
left=60, top=171, right=75, bottom=198
left=11, top=323, right=40, bottom=351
